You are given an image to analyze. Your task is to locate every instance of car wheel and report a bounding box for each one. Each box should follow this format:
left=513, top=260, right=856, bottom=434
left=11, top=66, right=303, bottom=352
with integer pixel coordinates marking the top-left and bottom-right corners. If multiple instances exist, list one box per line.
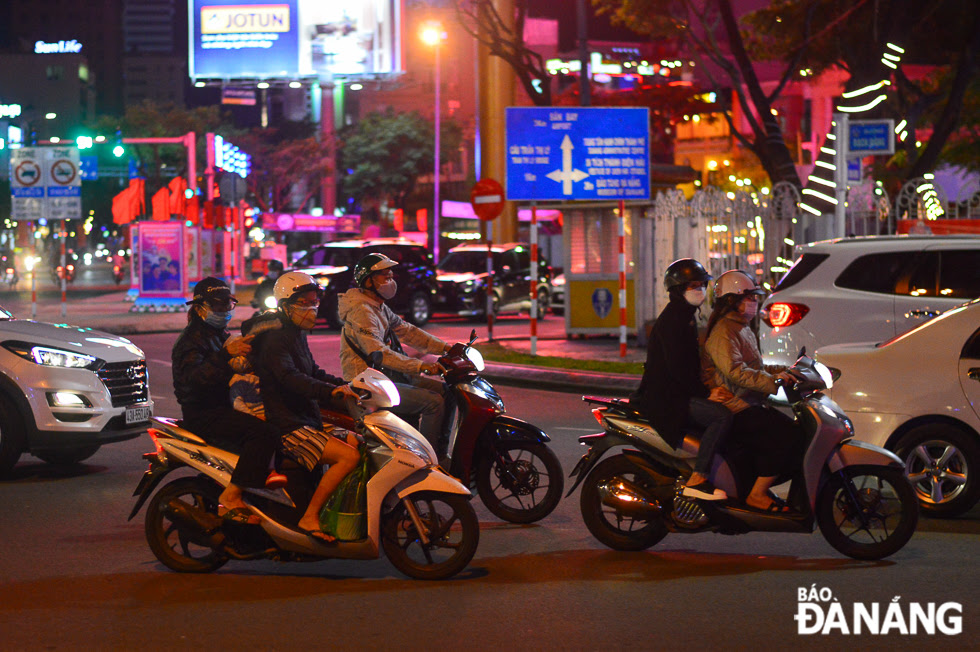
left=405, top=292, right=431, bottom=326
left=0, top=396, right=25, bottom=477
left=34, top=445, right=101, bottom=466
left=895, top=424, right=980, bottom=517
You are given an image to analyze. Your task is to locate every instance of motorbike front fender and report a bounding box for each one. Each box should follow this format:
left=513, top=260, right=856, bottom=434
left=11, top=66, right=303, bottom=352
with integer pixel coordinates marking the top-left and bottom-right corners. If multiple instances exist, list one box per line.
left=395, top=468, right=472, bottom=500
left=827, top=439, right=904, bottom=473
left=484, top=414, right=551, bottom=444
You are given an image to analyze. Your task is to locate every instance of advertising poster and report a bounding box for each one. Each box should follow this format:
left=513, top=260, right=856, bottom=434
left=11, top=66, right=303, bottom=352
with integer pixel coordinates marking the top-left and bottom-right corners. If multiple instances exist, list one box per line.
left=183, top=226, right=200, bottom=286
left=199, top=228, right=216, bottom=278
left=190, top=0, right=401, bottom=79
left=138, top=222, right=184, bottom=297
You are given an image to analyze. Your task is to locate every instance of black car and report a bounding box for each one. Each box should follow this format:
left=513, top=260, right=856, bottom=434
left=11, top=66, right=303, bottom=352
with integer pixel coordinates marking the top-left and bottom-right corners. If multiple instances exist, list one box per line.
left=435, top=243, right=553, bottom=318
left=251, top=238, right=438, bottom=328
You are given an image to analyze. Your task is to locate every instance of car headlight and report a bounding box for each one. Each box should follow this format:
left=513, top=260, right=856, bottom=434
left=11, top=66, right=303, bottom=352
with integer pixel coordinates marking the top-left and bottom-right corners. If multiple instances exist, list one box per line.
left=2, top=341, right=102, bottom=369
left=315, top=276, right=330, bottom=289
left=378, top=427, right=434, bottom=465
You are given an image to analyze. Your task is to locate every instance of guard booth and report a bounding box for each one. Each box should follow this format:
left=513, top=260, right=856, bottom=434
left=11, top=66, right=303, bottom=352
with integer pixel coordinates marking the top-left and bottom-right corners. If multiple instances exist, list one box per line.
left=556, top=201, right=654, bottom=336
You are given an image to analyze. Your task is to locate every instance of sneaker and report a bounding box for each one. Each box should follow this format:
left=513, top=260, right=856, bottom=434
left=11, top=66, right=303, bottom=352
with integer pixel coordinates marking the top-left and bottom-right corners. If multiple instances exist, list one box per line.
left=682, top=479, right=727, bottom=501
left=265, top=471, right=288, bottom=489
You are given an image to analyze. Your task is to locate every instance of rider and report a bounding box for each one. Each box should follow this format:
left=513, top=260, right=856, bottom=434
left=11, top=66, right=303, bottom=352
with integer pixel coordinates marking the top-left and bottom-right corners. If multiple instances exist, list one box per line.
left=172, top=277, right=287, bottom=524
left=252, top=271, right=361, bottom=542
left=631, top=258, right=733, bottom=500
left=701, top=270, right=804, bottom=512
left=338, top=253, right=451, bottom=453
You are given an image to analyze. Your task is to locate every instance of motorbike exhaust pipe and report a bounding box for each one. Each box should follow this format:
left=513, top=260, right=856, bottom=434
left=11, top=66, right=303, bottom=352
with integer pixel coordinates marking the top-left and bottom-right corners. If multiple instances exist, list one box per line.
left=597, top=478, right=662, bottom=517
left=163, top=498, right=226, bottom=548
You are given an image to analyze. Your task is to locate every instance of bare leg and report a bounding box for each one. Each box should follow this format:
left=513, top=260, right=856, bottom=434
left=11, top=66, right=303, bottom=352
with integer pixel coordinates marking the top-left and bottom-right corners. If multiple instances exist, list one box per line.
left=687, top=471, right=707, bottom=486
left=297, top=438, right=360, bottom=538
left=746, top=476, right=779, bottom=510
left=219, top=483, right=248, bottom=510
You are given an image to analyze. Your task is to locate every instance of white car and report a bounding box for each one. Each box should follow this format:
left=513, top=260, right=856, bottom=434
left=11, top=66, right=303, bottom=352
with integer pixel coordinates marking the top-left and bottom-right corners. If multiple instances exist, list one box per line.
left=0, top=304, right=153, bottom=475
left=761, top=235, right=980, bottom=366
left=815, top=299, right=980, bottom=517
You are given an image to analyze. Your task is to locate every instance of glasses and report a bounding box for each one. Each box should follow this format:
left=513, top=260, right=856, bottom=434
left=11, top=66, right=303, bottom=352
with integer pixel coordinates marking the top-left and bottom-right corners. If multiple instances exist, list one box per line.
left=207, top=298, right=237, bottom=311
left=293, top=299, right=320, bottom=309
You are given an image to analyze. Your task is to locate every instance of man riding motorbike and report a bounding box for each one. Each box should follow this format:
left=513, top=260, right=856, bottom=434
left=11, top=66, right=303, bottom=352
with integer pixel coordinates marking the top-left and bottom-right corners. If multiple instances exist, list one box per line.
left=701, top=270, right=804, bottom=512
left=338, top=253, right=451, bottom=454
left=171, top=277, right=287, bottom=524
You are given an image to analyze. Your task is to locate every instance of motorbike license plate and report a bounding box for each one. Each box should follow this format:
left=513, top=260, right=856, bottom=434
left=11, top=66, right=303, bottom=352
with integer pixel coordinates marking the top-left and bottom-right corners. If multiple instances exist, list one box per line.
left=126, top=406, right=151, bottom=424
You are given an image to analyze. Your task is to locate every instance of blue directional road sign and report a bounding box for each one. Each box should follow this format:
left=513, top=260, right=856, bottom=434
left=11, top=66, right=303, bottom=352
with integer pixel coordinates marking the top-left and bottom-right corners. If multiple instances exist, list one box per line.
left=506, top=107, right=650, bottom=201
left=848, top=119, right=894, bottom=157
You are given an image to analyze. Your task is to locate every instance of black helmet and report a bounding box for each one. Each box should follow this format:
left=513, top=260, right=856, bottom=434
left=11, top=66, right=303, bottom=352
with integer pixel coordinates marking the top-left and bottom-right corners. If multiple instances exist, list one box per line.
left=664, top=258, right=711, bottom=291
left=353, top=253, right=398, bottom=288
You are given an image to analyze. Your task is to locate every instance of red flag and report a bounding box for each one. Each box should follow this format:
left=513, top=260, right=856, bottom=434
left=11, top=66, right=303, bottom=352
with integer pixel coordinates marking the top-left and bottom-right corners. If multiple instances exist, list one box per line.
left=393, top=208, right=404, bottom=232
left=416, top=208, right=427, bottom=233
left=112, top=185, right=135, bottom=224
left=130, top=179, right=146, bottom=220
left=151, top=187, right=170, bottom=221
left=184, top=196, right=200, bottom=225
left=168, top=177, right=188, bottom=215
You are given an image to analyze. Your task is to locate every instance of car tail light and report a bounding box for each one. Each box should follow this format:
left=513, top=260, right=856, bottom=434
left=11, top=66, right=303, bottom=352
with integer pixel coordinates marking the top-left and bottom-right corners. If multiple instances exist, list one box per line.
left=764, top=302, right=809, bottom=328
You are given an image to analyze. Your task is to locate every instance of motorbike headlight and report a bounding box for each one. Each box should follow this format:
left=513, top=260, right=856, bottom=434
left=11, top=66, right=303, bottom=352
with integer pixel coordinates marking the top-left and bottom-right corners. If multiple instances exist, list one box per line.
left=315, top=276, right=330, bottom=289
left=813, top=361, right=834, bottom=389
left=465, top=346, right=485, bottom=371
left=378, top=427, right=434, bottom=465
left=2, top=341, right=101, bottom=369
left=264, top=295, right=278, bottom=310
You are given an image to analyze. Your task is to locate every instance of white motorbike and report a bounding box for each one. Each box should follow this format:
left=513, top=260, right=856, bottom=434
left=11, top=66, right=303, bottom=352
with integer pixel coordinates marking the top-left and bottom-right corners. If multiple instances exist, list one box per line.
left=129, top=367, right=480, bottom=580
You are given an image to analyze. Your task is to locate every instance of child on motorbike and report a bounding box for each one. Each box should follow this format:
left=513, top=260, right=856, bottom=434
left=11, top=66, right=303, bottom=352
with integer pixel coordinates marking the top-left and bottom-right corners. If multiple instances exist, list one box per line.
left=631, top=259, right=733, bottom=500
left=252, top=272, right=361, bottom=542
left=701, top=270, right=804, bottom=512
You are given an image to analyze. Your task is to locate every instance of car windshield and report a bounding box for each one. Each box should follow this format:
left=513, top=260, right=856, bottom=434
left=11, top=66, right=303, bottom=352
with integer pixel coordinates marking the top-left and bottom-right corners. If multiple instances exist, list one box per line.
left=440, top=252, right=494, bottom=274
left=307, top=247, right=360, bottom=268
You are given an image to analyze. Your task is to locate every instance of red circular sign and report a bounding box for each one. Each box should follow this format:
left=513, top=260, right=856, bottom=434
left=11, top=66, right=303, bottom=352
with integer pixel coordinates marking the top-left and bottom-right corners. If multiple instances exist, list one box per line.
left=470, top=178, right=505, bottom=221
left=50, top=159, right=77, bottom=185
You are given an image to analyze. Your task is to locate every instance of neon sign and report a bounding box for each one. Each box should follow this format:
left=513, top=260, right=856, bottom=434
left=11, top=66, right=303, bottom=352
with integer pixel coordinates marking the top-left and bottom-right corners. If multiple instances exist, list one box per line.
left=35, top=40, right=83, bottom=54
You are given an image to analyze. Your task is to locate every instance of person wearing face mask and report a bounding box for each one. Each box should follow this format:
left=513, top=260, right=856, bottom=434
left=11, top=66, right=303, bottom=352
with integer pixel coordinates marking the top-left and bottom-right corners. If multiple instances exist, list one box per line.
left=172, top=277, right=287, bottom=524
left=338, top=253, right=451, bottom=454
left=251, top=271, right=361, bottom=541
left=630, top=259, right=734, bottom=501
left=702, top=269, right=804, bottom=512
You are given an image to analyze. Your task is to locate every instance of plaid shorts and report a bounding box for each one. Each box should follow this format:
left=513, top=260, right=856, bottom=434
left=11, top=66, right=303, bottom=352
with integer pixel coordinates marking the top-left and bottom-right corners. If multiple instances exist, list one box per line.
left=281, top=425, right=349, bottom=472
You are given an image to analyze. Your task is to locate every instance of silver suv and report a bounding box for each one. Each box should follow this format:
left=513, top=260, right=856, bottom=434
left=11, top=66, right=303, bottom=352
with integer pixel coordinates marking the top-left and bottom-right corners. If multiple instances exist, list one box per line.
left=0, top=304, right=152, bottom=475
left=761, top=235, right=980, bottom=365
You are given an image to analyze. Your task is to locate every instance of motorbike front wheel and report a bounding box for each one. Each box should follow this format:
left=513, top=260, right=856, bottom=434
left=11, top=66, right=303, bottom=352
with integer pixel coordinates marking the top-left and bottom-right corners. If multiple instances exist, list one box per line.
left=144, top=476, right=228, bottom=573
left=580, top=455, right=669, bottom=551
left=381, top=491, right=479, bottom=580
left=816, top=465, right=919, bottom=560
left=476, top=441, right=564, bottom=524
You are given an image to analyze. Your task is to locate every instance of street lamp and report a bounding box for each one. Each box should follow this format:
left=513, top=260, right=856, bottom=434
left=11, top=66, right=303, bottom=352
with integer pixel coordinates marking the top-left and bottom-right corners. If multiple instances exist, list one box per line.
left=421, top=22, right=446, bottom=263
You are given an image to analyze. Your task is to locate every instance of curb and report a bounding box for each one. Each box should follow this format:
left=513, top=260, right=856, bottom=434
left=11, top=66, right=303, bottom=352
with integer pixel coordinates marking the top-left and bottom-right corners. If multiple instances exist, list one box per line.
left=482, top=361, right=638, bottom=396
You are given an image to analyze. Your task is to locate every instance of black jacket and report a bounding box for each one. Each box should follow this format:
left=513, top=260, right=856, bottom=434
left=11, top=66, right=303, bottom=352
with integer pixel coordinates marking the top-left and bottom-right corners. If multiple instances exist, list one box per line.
left=630, top=295, right=709, bottom=447
left=254, top=312, right=346, bottom=435
left=172, top=311, right=234, bottom=418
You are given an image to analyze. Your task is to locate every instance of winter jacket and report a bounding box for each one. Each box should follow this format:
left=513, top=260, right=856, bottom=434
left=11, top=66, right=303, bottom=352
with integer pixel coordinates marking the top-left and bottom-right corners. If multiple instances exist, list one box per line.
left=338, top=287, right=446, bottom=381
left=254, top=312, right=346, bottom=435
left=702, top=311, right=786, bottom=414
left=630, top=295, right=709, bottom=448
left=172, top=310, right=235, bottom=418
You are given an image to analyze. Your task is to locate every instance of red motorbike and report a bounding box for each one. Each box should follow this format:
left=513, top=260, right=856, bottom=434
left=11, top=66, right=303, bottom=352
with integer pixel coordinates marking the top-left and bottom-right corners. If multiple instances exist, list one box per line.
left=323, top=331, right=564, bottom=523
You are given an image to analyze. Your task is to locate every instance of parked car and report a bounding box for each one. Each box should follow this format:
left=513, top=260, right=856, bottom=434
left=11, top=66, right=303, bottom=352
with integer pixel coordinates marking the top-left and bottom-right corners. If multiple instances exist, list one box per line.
left=435, top=243, right=552, bottom=318
left=252, top=238, right=438, bottom=328
left=815, top=298, right=980, bottom=517
left=761, top=235, right=980, bottom=365
left=0, top=304, right=153, bottom=476
left=550, top=267, right=565, bottom=315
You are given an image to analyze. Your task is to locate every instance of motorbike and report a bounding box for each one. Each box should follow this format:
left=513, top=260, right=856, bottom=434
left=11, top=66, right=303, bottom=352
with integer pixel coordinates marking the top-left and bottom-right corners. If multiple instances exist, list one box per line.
left=3, top=266, right=17, bottom=289
left=53, top=263, right=76, bottom=284
left=112, top=263, right=125, bottom=285
left=322, top=330, right=564, bottom=524
left=567, top=353, right=919, bottom=560
left=129, top=366, right=480, bottom=580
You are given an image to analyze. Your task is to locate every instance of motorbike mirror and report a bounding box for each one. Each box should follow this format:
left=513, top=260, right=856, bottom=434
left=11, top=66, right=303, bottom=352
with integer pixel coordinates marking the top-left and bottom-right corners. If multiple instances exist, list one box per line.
left=468, top=329, right=478, bottom=346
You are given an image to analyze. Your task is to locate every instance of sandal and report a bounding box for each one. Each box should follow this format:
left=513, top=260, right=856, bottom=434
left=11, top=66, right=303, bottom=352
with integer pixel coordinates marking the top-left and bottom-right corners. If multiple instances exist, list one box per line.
left=744, top=497, right=791, bottom=513
left=218, top=506, right=261, bottom=525
left=299, top=526, right=336, bottom=543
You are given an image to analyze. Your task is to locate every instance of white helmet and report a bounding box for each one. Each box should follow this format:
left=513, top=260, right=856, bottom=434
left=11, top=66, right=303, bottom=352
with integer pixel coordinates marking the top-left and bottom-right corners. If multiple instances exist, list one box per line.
left=714, top=270, right=765, bottom=299
left=273, top=271, right=320, bottom=306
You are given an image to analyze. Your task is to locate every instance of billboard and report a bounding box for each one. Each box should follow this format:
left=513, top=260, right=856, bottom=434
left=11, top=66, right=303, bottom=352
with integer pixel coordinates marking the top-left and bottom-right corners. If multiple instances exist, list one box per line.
left=189, top=0, right=402, bottom=80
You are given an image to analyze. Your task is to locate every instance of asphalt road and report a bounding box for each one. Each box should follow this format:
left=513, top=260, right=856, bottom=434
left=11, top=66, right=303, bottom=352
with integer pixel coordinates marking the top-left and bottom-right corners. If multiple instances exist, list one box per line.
left=0, top=331, right=978, bottom=650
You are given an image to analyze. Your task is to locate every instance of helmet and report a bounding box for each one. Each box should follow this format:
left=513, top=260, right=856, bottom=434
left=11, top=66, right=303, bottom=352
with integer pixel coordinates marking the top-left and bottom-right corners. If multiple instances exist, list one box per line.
left=664, top=258, right=711, bottom=291
left=714, top=270, right=765, bottom=299
left=273, top=271, right=320, bottom=305
left=353, top=253, right=398, bottom=288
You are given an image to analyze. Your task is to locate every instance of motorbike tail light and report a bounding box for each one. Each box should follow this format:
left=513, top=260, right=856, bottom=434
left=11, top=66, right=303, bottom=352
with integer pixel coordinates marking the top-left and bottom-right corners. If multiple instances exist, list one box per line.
left=763, top=302, right=809, bottom=328
left=591, top=407, right=605, bottom=426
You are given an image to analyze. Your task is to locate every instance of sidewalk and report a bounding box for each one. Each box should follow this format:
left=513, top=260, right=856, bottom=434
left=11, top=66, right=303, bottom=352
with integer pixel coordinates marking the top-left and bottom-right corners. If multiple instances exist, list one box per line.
left=0, top=290, right=642, bottom=396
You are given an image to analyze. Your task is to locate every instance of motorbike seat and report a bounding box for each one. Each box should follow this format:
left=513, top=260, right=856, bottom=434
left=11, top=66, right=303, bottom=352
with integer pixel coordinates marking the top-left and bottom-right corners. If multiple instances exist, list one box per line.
left=582, top=395, right=650, bottom=423
left=150, top=416, right=207, bottom=445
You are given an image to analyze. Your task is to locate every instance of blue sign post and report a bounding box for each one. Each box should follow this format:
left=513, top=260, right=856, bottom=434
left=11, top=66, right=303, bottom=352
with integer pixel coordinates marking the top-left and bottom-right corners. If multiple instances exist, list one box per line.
left=505, top=107, right=650, bottom=201
left=848, top=119, right=895, bottom=157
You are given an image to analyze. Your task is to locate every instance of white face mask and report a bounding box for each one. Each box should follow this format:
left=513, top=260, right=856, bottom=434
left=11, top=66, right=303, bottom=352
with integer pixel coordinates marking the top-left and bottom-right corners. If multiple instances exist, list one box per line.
left=684, top=288, right=706, bottom=306
left=376, top=279, right=397, bottom=300
left=741, top=300, right=759, bottom=318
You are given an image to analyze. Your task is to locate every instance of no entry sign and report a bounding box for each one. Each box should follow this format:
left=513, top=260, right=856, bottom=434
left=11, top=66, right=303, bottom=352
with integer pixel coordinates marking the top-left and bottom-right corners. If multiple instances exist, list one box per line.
left=470, top=178, right=505, bottom=221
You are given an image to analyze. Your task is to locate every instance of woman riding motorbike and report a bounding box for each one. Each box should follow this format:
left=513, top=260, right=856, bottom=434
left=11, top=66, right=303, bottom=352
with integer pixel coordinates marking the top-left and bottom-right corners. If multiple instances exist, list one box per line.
left=701, top=270, right=804, bottom=512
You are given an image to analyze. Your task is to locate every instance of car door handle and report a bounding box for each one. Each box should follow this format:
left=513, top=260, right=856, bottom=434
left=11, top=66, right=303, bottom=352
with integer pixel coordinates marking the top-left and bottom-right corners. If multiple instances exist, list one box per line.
left=969, top=368, right=980, bottom=382
left=907, top=309, right=941, bottom=318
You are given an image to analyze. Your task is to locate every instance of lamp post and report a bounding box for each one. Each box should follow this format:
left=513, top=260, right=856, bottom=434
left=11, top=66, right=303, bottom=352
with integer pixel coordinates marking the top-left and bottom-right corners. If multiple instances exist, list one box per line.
left=421, top=22, right=445, bottom=263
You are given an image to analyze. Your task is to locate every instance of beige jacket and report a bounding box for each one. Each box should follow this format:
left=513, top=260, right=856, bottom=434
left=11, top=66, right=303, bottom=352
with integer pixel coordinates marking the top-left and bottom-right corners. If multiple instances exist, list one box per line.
left=702, top=311, right=786, bottom=414
left=338, top=287, right=446, bottom=381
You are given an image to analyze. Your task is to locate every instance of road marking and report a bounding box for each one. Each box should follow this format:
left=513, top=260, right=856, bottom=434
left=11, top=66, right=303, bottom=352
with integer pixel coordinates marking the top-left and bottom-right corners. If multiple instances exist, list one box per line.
left=150, top=358, right=172, bottom=367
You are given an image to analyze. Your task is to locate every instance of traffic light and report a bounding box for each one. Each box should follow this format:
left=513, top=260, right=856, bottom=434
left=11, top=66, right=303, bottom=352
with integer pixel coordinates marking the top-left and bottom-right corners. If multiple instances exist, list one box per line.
left=113, top=129, right=125, bottom=157
left=76, top=135, right=93, bottom=149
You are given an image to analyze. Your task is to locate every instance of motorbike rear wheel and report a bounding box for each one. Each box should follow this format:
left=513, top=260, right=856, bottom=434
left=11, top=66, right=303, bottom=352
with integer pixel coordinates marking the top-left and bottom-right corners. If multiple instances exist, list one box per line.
left=381, top=491, right=479, bottom=580
left=145, top=476, right=228, bottom=573
left=816, top=465, right=919, bottom=560
left=580, top=454, right=669, bottom=551
left=476, top=441, right=564, bottom=523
